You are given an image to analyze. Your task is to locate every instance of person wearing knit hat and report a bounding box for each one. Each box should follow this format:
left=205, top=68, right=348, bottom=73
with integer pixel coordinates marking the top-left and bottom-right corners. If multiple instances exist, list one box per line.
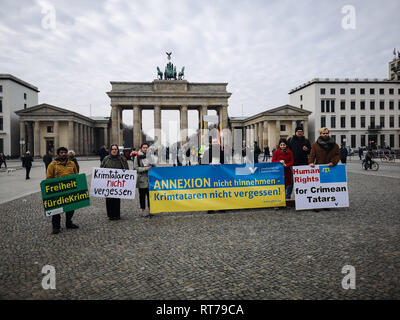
left=287, top=125, right=311, bottom=166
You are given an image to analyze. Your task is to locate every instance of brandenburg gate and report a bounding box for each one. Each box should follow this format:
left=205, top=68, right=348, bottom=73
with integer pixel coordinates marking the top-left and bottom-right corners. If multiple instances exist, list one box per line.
left=107, top=80, right=231, bottom=150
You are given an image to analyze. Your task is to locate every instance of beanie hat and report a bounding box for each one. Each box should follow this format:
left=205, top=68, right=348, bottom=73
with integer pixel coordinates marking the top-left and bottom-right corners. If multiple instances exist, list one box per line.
left=295, top=126, right=304, bottom=133
left=56, top=147, right=68, bottom=154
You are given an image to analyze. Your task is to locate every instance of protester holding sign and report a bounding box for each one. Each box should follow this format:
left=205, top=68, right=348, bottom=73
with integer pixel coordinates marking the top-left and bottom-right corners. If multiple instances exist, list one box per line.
left=101, top=144, right=129, bottom=220
left=46, top=147, right=78, bottom=234
left=272, top=139, right=294, bottom=200
left=133, top=142, right=152, bottom=217
left=287, top=126, right=311, bottom=166
left=308, top=127, right=340, bottom=168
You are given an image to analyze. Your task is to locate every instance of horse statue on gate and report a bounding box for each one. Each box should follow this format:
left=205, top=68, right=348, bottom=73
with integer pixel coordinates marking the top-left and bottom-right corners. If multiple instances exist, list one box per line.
left=164, top=62, right=177, bottom=80
left=156, top=67, right=163, bottom=80
left=178, top=66, right=185, bottom=80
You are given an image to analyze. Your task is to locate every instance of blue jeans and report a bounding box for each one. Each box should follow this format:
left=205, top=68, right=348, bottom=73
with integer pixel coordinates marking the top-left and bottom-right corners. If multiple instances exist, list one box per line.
left=285, top=185, right=293, bottom=200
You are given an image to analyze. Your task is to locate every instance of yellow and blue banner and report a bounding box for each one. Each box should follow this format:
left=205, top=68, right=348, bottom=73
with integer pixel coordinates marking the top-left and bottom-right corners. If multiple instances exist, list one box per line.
left=149, top=163, right=286, bottom=213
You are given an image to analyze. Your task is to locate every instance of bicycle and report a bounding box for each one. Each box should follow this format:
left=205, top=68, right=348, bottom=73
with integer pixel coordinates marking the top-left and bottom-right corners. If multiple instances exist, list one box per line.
left=361, top=159, right=379, bottom=171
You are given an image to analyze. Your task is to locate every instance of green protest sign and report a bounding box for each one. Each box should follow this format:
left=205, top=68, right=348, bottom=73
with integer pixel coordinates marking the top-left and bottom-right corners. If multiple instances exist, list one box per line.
left=40, top=174, right=90, bottom=217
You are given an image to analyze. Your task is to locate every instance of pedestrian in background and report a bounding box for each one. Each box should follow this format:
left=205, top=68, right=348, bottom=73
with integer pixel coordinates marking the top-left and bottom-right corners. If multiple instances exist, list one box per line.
left=340, top=144, right=348, bottom=164
left=68, top=150, right=80, bottom=172
left=254, top=141, right=261, bottom=163
left=46, top=147, right=79, bottom=234
left=272, top=139, right=294, bottom=200
left=263, top=146, right=270, bottom=162
left=287, top=126, right=311, bottom=166
left=101, top=144, right=129, bottom=220
left=99, top=145, right=109, bottom=164
left=133, top=142, right=152, bottom=217
left=358, top=147, right=363, bottom=160
left=22, top=151, right=33, bottom=180
left=0, top=152, right=7, bottom=168
left=43, top=149, right=53, bottom=174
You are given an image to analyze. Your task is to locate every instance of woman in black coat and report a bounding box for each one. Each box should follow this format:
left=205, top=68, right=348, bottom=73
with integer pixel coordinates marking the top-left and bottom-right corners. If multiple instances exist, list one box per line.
left=22, top=151, right=34, bottom=179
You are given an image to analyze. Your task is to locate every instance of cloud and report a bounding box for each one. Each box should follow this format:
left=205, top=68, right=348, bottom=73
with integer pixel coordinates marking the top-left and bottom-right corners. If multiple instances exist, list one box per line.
left=0, top=0, right=399, bottom=144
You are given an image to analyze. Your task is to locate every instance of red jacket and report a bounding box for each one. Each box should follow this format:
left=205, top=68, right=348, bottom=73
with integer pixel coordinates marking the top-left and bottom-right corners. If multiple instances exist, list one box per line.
left=272, top=148, right=294, bottom=186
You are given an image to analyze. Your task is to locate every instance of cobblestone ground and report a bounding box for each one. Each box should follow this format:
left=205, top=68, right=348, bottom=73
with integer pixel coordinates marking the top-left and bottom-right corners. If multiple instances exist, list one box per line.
left=0, top=170, right=399, bottom=300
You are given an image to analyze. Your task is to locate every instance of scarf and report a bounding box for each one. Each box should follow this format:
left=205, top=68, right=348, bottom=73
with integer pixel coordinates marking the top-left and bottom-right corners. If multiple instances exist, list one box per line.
left=317, top=136, right=335, bottom=152
left=55, top=157, right=68, bottom=165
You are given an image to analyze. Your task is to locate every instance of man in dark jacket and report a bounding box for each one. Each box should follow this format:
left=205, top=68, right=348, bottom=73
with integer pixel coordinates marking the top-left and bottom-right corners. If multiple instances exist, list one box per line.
left=254, top=141, right=261, bottom=163
left=0, top=152, right=7, bottom=168
left=22, top=151, right=34, bottom=179
left=340, top=144, right=348, bottom=164
left=287, top=126, right=311, bottom=166
left=43, top=150, right=53, bottom=173
left=358, top=147, right=363, bottom=160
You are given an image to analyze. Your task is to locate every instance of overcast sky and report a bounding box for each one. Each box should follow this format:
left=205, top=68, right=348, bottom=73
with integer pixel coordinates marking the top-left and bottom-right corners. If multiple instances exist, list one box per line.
left=1, top=0, right=399, bottom=142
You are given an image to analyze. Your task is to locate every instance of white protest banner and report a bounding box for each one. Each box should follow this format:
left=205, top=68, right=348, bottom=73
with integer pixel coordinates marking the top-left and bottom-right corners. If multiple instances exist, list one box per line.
left=90, top=168, right=137, bottom=199
left=293, top=164, right=349, bottom=210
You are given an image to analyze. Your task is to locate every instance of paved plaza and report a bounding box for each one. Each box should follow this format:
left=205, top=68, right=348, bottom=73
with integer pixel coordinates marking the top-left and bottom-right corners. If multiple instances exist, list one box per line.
left=0, top=158, right=399, bottom=299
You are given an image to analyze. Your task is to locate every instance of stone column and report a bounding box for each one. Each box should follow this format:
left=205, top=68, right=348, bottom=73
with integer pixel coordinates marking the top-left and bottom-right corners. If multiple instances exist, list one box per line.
left=199, top=105, right=208, bottom=146
left=84, top=125, right=89, bottom=154
left=275, top=120, right=281, bottom=142
left=34, top=120, right=40, bottom=157
left=154, top=105, right=161, bottom=146
left=268, top=120, right=276, bottom=150
left=251, top=124, right=255, bottom=145
left=74, top=122, right=79, bottom=154
left=133, top=105, right=141, bottom=150
left=20, top=121, right=26, bottom=155
left=303, top=120, right=309, bottom=138
left=263, top=121, right=268, bottom=148
left=220, top=105, right=229, bottom=148
left=90, top=127, right=94, bottom=153
left=104, top=127, right=108, bottom=148
left=79, top=123, right=84, bottom=154
left=53, top=121, right=59, bottom=152
left=118, top=107, right=123, bottom=146
left=68, top=121, right=74, bottom=150
left=245, top=126, right=250, bottom=147
left=180, top=105, right=188, bottom=146
left=26, top=122, right=33, bottom=154
left=111, top=105, right=119, bottom=144
left=292, top=120, right=297, bottom=136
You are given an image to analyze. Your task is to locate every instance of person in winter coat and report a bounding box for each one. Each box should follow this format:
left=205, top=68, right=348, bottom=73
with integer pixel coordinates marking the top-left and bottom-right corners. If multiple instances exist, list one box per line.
left=99, top=146, right=109, bottom=164
left=340, top=144, right=348, bottom=164
left=308, top=127, right=340, bottom=167
left=272, top=139, right=294, bottom=200
left=68, top=150, right=80, bottom=173
left=0, top=152, right=7, bottom=168
left=287, top=126, right=311, bottom=166
left=254, top=141, right=261, bottom=163
left=43, top=150, right=53, bottom=174
left=358, top=147, right=363, bottom=160
left=46, top=147, right=79, bottom=234
left=101, top=144, right=129, bottom=220
left=133, top=142, right=153, bottom=217
left=263, top=146, right=270, bottom=162
left=22, top=151, right=34, bottom=179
